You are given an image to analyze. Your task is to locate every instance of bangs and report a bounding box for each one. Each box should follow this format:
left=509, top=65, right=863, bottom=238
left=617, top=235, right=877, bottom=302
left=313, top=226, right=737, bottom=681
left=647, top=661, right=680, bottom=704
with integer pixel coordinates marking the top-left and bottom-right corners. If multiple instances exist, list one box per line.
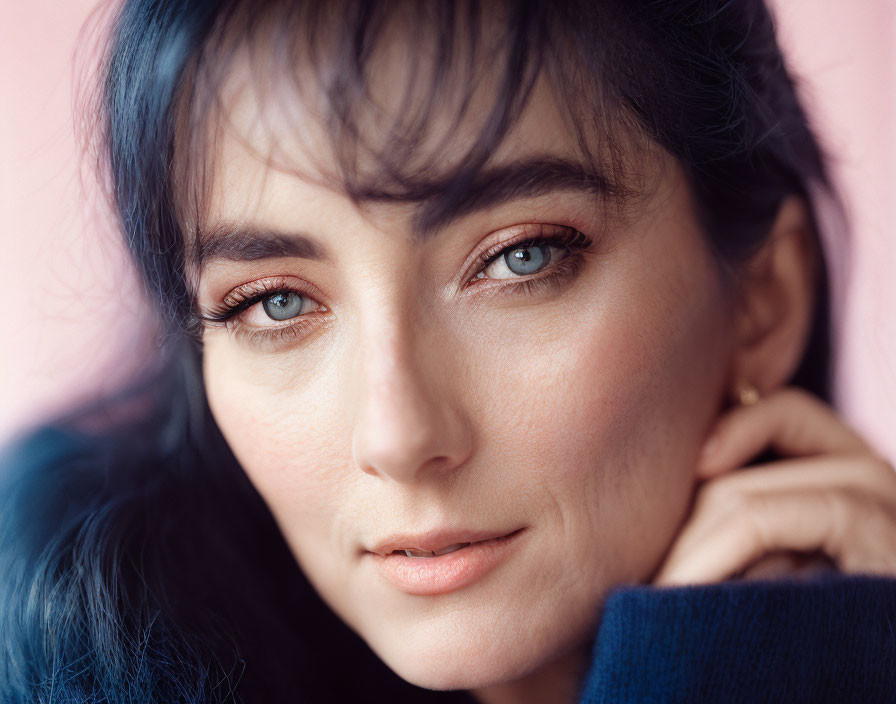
left=105, top=0, right=833, bottom=397
left=172, top=0, right=650, bottom=242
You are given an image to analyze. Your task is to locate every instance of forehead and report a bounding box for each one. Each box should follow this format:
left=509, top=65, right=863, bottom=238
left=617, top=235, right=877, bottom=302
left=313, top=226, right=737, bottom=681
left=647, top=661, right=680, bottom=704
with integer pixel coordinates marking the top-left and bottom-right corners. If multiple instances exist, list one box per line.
left=207, top=76, right=591, bottom=208
left=175, top=3, right=654, bottom=248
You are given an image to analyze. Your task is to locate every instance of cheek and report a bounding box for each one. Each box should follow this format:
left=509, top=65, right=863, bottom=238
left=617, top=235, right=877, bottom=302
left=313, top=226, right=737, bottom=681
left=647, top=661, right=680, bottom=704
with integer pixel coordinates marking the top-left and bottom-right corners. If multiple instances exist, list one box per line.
left=200, top=240, right=733, bottom=690
left=202, top=341, right=350, bottom=549
left=469, top=259, right=730, bottom=581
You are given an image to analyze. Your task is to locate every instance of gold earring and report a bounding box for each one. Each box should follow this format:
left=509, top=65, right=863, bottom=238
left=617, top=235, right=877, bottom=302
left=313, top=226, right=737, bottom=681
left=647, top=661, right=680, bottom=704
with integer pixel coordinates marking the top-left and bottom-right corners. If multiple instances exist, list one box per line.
left=735, top=382, right=760, bottom=406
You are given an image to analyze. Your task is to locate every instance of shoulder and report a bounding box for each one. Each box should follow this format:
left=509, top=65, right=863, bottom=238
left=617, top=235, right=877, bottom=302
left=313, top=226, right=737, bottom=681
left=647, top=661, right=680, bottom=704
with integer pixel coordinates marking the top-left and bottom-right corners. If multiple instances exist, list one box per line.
left=582, top=574, right=896, bottom=703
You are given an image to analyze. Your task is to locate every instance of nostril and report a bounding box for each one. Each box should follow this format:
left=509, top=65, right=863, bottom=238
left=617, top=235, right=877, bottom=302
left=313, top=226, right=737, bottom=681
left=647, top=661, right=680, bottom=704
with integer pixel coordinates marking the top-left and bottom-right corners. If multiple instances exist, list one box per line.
left=350, top=352, right=473, bottom=482
left=352, top=417, right=457, bottom=481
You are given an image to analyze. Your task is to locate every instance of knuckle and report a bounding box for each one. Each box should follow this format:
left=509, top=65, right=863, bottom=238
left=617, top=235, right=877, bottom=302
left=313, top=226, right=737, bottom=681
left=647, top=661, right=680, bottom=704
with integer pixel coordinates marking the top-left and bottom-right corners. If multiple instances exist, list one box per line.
left=849, top=454, right=896, bottom=498
left=863, top=498, right=896, bottom=537
left=824, top=486, right=885, bottom=554
left=838, top=498, right=896, bottom=574
left=773, top=386, right=813, bottom=413
left=821, top=488, right=851, bottom=541
left=742, top=493, right=772, bottom=554
left=696, top=477, right=746, bottom=515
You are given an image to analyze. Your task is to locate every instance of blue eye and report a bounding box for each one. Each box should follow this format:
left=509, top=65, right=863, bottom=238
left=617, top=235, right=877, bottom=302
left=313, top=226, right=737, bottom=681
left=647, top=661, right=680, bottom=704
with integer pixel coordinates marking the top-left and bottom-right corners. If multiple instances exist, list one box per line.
left=262, top=292, right=309, bottom=320
left=504, top=245, right=549, bottom=275
left=479, top=242, right=562, bottom=280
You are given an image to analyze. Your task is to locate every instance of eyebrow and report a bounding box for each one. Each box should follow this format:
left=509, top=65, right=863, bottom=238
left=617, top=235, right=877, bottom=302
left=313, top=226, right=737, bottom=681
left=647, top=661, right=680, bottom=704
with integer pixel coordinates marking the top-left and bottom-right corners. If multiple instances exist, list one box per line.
left=411, top=156, right=621, bottom=236
left=191, top=156, right=620, bottom=270
left=191, top=228, right=329, bottom=268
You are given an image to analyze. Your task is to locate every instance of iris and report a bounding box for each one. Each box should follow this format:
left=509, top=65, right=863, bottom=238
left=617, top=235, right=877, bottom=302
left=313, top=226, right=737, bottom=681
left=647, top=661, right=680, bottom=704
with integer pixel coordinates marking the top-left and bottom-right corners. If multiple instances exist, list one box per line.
left=262, top=292, right=307, bottom=321
left=505, top=245, right=548, bottom=275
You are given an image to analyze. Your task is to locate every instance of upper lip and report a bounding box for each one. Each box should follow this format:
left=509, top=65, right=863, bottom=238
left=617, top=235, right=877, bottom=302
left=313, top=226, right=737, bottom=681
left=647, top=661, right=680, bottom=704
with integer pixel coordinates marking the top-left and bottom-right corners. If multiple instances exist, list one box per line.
left=368, top=528, right=522, bottom=557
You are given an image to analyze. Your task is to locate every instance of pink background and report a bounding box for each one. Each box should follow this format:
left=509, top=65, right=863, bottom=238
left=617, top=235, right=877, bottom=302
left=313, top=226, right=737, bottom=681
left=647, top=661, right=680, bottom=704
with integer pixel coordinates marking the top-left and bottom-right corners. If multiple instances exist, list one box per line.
left=1, top=1, right=894, bottom=459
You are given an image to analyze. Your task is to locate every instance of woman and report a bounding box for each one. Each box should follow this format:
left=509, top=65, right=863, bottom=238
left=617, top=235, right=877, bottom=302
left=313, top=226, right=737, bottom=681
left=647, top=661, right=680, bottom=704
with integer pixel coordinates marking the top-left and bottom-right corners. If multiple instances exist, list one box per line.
left=2, top=0, right=895, bottom=702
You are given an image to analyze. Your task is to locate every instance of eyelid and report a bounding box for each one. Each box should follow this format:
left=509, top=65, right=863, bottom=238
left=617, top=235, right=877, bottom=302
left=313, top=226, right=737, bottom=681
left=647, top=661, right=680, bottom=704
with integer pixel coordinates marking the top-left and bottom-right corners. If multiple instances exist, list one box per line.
left=198, top=275, right=326, bottom=326
left=226, top=275, right=325, bottom=308
left=199, top=224, right=592, bottom=348
left=464, top=224, right=591, bottom=284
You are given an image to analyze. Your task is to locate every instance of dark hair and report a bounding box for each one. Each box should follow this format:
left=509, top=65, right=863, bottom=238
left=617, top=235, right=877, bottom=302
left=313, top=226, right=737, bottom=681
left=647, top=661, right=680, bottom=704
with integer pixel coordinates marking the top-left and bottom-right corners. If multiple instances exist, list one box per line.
left=1, top=1, right=839, bottom=701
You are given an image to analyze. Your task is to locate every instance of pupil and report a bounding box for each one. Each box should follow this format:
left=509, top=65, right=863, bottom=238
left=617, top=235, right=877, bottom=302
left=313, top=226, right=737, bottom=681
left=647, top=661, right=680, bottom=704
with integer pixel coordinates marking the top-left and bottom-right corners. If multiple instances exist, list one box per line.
left=262, top=292, right=305, bottom=321
left=505, top=245, right=548, bottom=275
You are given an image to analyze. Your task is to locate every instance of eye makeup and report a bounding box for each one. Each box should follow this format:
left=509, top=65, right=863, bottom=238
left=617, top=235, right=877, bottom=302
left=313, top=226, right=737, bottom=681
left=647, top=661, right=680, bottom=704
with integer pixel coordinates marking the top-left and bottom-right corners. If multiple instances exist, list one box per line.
left=197, top=224, right=594, bottom=351
left=201, top=276, right=323, bottom=323
left=198, top=276, right=332, bottom=350
left=462, top=225, right=592, bottom=299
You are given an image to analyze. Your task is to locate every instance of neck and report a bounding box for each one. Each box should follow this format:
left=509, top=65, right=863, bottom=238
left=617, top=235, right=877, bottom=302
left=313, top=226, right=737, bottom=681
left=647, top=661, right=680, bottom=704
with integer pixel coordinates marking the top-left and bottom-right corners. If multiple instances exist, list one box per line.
left=470, top=645, right=590, bottom=704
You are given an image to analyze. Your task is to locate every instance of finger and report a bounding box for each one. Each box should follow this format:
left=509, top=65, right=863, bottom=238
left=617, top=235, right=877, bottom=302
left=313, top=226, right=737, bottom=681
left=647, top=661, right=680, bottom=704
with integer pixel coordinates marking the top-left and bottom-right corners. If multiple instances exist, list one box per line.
left=698, top=388, right=869, bottom=478
left=696, top=454, right=896, bottom=506
left=653, top=486, right=896, bottom=586
left=656, top=455, right=896, bottom=584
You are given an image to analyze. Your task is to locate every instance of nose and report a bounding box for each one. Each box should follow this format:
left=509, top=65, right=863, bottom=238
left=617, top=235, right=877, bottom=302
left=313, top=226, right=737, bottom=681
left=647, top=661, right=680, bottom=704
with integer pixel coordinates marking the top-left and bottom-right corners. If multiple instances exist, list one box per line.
left=350, top=326, right=472, bottom=483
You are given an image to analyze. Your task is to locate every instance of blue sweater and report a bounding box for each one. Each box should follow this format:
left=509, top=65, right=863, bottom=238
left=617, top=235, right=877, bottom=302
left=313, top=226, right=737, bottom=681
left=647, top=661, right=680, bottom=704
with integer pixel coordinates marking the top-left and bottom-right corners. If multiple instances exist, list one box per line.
left=580, top=574, right=896, bottom=703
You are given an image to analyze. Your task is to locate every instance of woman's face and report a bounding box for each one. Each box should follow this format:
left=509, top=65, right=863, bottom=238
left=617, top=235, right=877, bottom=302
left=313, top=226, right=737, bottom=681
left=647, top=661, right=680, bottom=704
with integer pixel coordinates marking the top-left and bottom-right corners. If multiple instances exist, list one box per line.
left=196, top=61, right=736, bottom=691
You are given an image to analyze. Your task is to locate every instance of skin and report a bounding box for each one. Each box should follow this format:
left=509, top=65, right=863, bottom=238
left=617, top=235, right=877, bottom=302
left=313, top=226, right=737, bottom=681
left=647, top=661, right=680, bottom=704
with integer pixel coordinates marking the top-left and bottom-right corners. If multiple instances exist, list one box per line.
left=191, top=47, right=896, bottom=704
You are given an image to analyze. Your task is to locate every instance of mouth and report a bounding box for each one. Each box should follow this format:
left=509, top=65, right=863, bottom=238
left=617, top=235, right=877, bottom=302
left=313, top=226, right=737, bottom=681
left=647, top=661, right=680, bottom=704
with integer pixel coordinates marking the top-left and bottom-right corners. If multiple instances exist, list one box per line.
left=392, top=543, right=474, bottom=558
left=367, top=528, right=526, bottom=596
left=369, top=528, right=524, bottom=558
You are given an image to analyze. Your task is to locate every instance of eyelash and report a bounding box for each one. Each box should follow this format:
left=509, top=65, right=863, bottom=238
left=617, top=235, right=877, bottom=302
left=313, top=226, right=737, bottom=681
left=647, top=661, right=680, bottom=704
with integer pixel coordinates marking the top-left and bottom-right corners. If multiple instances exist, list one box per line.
left=469, top=226, right=592, bottom=297
left=198, top=278, right=326, bottom=348
left=199, top=226, right=593, bottom=348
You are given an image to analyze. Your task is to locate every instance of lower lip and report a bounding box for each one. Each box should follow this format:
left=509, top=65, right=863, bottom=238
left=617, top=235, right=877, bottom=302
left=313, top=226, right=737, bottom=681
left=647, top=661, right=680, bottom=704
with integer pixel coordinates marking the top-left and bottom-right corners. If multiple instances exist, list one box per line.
left=372, top=530, right=525, bottom=596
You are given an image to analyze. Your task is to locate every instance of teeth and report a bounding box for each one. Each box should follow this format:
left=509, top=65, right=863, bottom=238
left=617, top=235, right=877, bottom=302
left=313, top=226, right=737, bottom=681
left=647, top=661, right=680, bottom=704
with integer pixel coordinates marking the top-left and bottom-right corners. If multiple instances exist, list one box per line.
left=435, top=543, right=469, bottom=556
left=403, top=548, right=435, bottom=558
left=398, top=543, right=470, bottom=558
left=436, top=543, right=469, bottom=555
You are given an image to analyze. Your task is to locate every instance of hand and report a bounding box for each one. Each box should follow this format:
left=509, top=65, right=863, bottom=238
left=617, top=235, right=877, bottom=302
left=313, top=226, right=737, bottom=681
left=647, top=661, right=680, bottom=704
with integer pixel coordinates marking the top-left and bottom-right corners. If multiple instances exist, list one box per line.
left=653, top=388, right=896, bottom=586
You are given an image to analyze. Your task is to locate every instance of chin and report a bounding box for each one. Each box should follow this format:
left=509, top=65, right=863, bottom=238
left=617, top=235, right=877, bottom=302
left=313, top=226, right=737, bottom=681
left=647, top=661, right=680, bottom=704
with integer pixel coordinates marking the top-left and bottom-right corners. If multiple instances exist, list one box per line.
left=359, top=604, right=590, bottom=693
left=378, top=643, right=534, bottom=692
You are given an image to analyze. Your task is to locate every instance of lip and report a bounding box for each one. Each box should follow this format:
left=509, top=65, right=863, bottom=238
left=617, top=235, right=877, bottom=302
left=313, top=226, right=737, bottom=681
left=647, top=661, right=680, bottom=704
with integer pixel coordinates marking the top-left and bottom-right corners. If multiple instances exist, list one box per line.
left=367, top=528, right=525, bottom=596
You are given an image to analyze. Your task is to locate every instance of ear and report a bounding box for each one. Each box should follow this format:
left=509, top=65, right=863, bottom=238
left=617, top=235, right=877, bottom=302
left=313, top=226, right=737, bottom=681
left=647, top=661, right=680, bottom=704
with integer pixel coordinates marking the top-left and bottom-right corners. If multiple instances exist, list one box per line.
left=729, top=196, right=819, bottom=396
